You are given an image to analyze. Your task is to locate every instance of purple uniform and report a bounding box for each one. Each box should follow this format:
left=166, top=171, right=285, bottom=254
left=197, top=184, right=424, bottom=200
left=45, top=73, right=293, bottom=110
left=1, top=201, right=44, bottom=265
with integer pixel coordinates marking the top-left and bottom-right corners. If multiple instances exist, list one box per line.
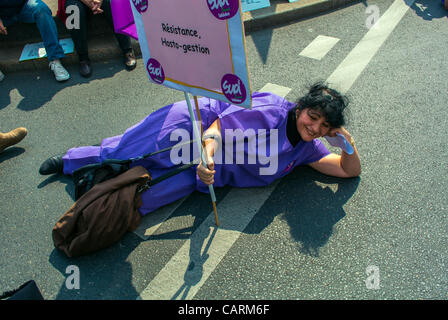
left=62, top=92, right=330, bottom=215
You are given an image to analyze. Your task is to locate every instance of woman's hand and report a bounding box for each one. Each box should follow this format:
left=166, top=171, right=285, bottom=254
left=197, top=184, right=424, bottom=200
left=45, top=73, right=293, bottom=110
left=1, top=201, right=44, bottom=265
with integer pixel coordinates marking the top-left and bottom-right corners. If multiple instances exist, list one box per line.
left=197, top=153, right=215, bottom=185
left=327, top=126, right=353, bottom=142
left=309, top=126, right=361, bottom=178
left=196, top=118, right=221, bottom=185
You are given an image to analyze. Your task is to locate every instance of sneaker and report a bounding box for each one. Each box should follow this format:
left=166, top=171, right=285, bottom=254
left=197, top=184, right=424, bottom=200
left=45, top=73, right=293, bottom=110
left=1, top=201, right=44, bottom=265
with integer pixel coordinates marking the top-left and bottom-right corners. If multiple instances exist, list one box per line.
left=49, top=60, right=70, bottom=82
left=0, top=70, right=4, bottom=82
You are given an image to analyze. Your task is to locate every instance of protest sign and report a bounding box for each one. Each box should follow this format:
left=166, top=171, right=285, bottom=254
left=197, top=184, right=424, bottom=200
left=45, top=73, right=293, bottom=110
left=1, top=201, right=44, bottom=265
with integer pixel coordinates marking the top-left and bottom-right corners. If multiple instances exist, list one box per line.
left=130, top=0, right=252, bottom=108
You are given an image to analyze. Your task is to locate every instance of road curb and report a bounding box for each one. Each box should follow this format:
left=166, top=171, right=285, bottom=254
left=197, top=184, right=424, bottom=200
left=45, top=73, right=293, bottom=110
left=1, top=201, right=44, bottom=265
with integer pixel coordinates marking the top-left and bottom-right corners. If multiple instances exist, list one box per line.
left=0, top=0, right=360, bottom=74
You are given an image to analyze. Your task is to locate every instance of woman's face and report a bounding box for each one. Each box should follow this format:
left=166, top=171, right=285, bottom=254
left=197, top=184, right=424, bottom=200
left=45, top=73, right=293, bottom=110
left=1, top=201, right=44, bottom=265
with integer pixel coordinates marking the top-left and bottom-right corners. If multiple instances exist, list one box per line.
left=296, top=108, right=331, bottom=141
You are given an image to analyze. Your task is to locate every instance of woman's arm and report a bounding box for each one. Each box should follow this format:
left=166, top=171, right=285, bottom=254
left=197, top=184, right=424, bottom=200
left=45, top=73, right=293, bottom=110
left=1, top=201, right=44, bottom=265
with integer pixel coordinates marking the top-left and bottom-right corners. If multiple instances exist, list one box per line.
left=308, top=127, right=361, bottom=178
left=196, top=118, right=221, bottom=185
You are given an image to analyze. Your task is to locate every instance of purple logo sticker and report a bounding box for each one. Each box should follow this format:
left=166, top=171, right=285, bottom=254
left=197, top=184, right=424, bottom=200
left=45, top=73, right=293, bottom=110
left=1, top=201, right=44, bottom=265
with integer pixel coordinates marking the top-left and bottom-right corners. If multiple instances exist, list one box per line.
left=132, top=0, right=148, bottom=13
left=146, top=58, right=165, bottom=84
left=207, top=0, right=239, bottom=20
left=221, top=74, right=246, bottom=104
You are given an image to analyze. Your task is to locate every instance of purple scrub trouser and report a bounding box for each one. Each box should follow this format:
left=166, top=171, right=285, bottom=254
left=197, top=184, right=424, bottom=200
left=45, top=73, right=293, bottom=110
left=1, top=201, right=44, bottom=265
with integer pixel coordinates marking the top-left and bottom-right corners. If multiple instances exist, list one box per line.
left=62, top=144, right=198, bottom=216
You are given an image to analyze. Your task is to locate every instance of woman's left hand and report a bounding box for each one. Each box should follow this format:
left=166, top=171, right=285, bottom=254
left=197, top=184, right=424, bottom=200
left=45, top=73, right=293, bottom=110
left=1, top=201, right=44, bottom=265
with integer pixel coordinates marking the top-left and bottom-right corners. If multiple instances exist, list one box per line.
left=327, top=126, right=352, bottom=141
left=309, top=125, right=360, bottom=177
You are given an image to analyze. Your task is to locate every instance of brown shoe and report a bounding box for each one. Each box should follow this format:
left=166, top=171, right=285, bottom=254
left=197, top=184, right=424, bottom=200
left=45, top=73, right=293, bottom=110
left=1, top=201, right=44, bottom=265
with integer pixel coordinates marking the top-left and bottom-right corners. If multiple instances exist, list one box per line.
left=0, top=127, right=28, bottom=153
left=124, top=51, right=137, bottom=71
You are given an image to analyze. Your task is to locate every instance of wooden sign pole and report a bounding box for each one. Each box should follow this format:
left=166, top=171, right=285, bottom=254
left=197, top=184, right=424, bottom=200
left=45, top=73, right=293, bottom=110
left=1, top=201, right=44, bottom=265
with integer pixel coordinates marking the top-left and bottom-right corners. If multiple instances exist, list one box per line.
left=184, top=92, right=219, bottom=226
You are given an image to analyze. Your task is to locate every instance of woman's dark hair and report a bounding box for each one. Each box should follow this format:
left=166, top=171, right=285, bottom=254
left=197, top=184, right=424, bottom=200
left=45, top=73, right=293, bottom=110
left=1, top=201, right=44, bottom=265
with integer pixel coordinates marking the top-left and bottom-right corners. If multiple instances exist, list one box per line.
left=296, top=81, right=349, bottom=128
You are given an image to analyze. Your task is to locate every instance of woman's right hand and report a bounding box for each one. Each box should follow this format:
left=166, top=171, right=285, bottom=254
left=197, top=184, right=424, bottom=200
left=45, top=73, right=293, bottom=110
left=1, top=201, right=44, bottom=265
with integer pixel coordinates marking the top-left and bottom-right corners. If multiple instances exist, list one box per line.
left=197, top=154, right=215, bottom=185
left=196, top=118, right=221, bottom=185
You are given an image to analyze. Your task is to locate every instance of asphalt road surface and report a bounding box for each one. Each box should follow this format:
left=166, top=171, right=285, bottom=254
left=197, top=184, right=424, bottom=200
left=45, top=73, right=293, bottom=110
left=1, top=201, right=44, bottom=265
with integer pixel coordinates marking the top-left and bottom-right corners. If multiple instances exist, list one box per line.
left=0, top=0, right=447, bottom=300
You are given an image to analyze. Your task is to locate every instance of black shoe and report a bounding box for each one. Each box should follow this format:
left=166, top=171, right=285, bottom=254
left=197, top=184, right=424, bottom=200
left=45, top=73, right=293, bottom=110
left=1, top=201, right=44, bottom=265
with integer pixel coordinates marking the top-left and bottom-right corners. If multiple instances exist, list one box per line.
left=79, top=60, right=92, bottom=78
left=39, top=155, right=64, bottom=175
left=124, top=51, right=136, bottom=71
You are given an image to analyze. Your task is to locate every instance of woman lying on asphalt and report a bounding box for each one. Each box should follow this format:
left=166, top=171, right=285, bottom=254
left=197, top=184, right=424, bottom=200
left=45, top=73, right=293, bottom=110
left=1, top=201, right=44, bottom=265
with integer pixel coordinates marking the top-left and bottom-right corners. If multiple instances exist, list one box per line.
left=39, top=82, right=361, bottom=216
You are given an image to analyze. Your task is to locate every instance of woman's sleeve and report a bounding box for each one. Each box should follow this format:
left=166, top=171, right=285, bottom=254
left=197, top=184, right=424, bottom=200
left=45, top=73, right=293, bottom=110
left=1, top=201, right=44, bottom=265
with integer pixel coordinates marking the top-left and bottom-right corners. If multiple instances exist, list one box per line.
left=197, top=97, right=231, bottom=129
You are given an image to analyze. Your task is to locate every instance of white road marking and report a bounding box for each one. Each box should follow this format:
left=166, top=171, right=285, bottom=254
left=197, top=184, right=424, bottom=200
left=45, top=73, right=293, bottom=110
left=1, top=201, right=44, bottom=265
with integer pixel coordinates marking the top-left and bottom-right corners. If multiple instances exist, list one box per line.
left=299, top=35, right=340, bottom=60
left=258, top=83, right=292, bottom=97
left=326, top=0, right=415, bottom=94
left=138, top=0, right=413, bottom=300
left=133, top=197, right=187, bottom=240
left=138, top=184, right=278, bottom=300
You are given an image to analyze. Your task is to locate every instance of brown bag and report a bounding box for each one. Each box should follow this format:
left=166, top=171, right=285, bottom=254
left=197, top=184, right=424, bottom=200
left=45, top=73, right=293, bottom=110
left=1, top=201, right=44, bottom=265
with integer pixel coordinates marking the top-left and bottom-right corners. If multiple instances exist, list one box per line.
left=52, top=165, right=151, bottom=258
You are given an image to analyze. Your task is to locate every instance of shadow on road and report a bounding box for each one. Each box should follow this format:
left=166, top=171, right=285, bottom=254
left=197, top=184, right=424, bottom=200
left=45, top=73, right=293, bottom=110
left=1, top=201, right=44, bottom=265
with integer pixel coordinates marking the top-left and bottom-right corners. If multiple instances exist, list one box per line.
left=0, top=147, right=26, bottom=164
left=140, top=166, right=359, bottom=299
left=0, top=60, right=124, bottom=111
left=37, top=173, right=76, bottom=201
left=48, top=231, right=141, bottom=300
left=245, top=166, right=360, bottom=257
left=409, top=0, right=447, bottom=20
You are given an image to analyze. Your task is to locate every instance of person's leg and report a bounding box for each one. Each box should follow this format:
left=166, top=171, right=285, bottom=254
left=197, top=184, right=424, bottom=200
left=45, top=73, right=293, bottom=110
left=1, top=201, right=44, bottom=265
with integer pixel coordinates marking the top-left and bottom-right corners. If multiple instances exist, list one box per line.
left=100, top=0, right=132, bottom=52
left=64, top=0, right=92, bottom=77
left=64, top=0, right=88, bottom=60
left=63, top=145, right=197, bottom=215
left=100, top=0, right=136, bottom=70
left=62, top=146, right=102, bottom=175
left=17, top=0, right=65, bottom=62
left=17, top=0, right=70, bottom=81
left=138, top=167, right=197, bottom=215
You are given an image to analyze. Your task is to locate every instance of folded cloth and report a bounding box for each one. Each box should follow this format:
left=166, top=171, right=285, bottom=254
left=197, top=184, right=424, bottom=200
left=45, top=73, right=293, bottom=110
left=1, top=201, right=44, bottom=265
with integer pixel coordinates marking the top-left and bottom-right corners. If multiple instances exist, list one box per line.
left=53, top=165, right=150, bottom=257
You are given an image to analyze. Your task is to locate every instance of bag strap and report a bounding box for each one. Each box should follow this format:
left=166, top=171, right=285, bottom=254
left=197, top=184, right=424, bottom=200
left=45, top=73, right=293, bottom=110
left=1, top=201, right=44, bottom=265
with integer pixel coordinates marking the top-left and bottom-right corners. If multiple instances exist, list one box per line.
left=75, top=139, right=197, bottom=172
left=128, top=139, right=196, bottom=163
left=137, top=159, right=199, bottom=193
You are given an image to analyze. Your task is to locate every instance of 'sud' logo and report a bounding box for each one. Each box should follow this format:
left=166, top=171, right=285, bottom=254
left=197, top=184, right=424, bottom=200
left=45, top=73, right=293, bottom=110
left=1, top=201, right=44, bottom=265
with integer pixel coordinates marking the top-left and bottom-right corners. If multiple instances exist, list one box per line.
left=132, top=0, right=148, bottom=13
left=207, top=0, right=239, bottom=20
left=146, top=58, right=165, bottom=84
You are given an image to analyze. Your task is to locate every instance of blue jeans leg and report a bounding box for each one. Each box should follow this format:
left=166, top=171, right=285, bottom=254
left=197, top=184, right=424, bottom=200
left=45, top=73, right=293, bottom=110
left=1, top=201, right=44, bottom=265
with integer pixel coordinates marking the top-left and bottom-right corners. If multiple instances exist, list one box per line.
left=18, top=0, right=65, bottom=61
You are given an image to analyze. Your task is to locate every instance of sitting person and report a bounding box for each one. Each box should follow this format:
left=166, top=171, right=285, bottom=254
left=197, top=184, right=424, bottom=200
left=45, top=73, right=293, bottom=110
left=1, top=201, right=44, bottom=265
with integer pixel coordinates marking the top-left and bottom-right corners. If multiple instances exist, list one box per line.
left=39, top=82, right=361, bottom=216
left=0, top=127, right=27, bottom=153
left=0, top=0, right=70, bottom=82
left=58, top=0, right=136, bottom=77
